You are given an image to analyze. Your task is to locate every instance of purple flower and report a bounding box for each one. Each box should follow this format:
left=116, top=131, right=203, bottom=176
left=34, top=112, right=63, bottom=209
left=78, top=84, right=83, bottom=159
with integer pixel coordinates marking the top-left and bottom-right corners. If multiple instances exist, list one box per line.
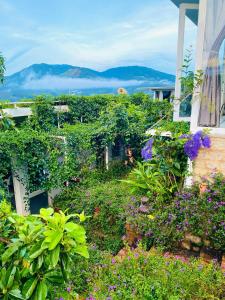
left=141, top=138, right=154, bottom=161
left=179, top=134, right=191, bottom=139
left=111, top=258, right=116, bottom=264
left=139, top=204, right=149, bottom=213
left=141, top=196, right=149, bottom=203
left=202, top=135, right=211, bottom=148
left=183, top=131, right=211, bottom=160
left=86, top=296, right=95, bottom=300
left=108, top=285, right=117, bottom=291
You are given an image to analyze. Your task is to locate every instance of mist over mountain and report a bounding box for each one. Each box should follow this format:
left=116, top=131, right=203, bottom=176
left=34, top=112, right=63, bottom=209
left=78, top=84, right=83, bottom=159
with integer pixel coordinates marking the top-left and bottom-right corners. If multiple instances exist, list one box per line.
left=0, top=64, right=175, bottom=101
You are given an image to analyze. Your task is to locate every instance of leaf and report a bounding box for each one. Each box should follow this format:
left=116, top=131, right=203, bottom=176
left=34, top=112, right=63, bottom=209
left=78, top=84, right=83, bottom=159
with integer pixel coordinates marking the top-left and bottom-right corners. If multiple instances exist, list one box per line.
left=36, top=281, right=47, bottom=300
left=44, top=230, right=63, bottom=250
left=74, top=244, right=89, bottom=258
left=22, top=277, right=38, bottom=299
left=44, top=271, right=64, bottom=284
left=9, top=289, right=24, bottom=299
left=6, top=266, right=17, bottom=289
left=50, top=245, right=60, bottom=268
left=37, top=255, right=44, bottom=270
left=39, top=208, right=54, bottom=219
left=0, top=267, right=7, bottom=289
left=65, top=223, right=86, bottom=243
left=29, top=243, right=44, bottom=259
left=2, top=242, right=21, bottom=265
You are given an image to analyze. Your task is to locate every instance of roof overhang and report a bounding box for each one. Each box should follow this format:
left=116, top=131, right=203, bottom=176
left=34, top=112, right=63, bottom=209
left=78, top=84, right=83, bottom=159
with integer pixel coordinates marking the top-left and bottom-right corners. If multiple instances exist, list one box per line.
left=170, top=0, right=199, bottom=25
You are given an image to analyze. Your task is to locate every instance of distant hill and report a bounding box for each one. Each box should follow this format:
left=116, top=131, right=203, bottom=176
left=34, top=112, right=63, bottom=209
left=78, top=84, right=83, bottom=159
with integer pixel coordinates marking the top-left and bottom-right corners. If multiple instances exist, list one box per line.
left=0, top=64, right=175, bottom=101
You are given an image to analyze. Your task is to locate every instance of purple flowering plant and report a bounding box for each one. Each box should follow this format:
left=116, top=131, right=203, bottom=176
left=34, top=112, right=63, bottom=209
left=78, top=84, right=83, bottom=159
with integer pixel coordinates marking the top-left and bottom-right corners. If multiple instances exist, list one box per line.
left=180, top=130, right=211, bottom=160
left=85, top=247, right=225, bottom=299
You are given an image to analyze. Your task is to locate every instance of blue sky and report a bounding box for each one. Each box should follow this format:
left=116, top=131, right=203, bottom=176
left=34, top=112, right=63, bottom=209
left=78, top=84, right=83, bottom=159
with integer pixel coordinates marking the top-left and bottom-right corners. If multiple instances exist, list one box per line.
left=0, top=0, right=196, bottom=75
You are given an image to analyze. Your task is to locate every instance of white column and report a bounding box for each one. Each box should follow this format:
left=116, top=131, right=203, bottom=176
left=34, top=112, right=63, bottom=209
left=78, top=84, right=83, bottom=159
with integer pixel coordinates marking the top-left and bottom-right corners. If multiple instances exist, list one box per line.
left=159, top=91, right=164, bottom=101
left=173, top=4, right=186, bottom=121
left=173, top=3, right=199, bottom=122
left=105, top=146, right=109, bottom=170
left=12, top=168, right=29, bottom=215
left=190, top=0, right=208, bottom=132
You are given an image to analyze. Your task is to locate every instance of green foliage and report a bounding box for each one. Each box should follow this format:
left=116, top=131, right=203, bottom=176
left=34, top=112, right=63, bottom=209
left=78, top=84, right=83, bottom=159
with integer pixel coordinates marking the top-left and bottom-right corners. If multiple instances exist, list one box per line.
left=0, top=52, right=5, bottom=84
left=172, top=172, right=225, bottom=251
left=142, top=98, right=173, bottom=125
left=0, top=201, right=88, bottom=299
left=59, top=94, right=112, bottom=123
left=180, top=48, right=203, bottom=99
left=154, top=120, right=190, bottom=135
left=55, top=177, right=132, bottom=254
left=125, top=173, right=225, bottom=252
left=59, top=123, right=98, bottom=175
left=86, top=248, right=225, bottom=299
left=29, top=96, right=57, bottom=131
left=0, top=129, right=70, bottom=194
left=0, top=110, right=16, bottom=131
left=125, top=135, right=188, bottom=202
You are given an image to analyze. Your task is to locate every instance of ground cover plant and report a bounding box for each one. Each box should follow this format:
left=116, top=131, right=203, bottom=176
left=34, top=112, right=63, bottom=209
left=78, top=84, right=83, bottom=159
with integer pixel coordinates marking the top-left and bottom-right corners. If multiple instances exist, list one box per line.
left=124, top=172, right=225, bottom=253
left=85, top=248, right=225, bottom=300
left=55, top=168, right=133, bottom=254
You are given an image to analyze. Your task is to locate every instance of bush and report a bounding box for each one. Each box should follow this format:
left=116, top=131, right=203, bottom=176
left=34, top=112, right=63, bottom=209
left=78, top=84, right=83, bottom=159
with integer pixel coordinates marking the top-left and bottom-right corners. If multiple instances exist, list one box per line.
left=172, top=172, right=225, bottom=251
left=54, top=178, right=132, bottom=254
left=125, top=173, right=225, bottom=252
left=85, top=248, right=225, bottom=300
left=0, top=200, right=88, bottom=299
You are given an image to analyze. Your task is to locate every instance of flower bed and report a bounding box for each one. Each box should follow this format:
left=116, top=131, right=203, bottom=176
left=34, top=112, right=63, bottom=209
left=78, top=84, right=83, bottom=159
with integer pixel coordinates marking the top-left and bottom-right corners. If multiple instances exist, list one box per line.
left=85, top=248, right=225, bottom=300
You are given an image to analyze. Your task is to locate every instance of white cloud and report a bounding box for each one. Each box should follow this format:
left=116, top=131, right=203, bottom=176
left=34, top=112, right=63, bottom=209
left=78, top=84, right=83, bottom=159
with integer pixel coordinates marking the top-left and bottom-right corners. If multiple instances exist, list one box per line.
left=22, top=75, right=143, bottom=90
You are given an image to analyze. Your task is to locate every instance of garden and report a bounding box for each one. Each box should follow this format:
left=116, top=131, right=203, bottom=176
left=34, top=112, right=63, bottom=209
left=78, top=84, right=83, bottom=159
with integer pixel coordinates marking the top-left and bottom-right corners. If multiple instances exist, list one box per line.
left=0, top=91, right=224, bottom=299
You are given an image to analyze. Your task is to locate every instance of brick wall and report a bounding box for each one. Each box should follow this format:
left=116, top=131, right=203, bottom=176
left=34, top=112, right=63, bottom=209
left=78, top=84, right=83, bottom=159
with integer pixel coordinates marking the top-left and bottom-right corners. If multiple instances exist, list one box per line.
left=193, top=135, right=225, bottom=180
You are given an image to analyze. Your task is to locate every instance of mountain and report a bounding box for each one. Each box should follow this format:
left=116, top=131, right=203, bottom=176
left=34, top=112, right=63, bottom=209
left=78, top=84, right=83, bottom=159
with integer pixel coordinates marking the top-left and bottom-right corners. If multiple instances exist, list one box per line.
left=0, top=64, right=175, bottom=101
left=101, top=66, right=175, bottom=82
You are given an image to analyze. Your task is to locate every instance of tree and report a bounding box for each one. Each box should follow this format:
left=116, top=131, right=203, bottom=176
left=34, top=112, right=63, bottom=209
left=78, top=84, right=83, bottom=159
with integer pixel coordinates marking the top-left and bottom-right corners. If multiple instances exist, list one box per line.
left=0, top=53, right=5, bottom=84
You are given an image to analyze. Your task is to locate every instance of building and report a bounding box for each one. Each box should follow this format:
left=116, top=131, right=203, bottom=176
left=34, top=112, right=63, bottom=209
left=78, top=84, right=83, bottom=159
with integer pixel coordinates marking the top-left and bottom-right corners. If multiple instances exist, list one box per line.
left=171, top=0, right=225, bottom=179
left=150, top=86, right=175, bottom=102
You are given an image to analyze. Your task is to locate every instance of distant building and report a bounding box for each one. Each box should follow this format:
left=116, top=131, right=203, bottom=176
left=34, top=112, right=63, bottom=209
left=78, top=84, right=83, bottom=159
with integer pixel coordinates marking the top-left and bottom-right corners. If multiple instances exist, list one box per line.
left=150, top=86, right=175, bottom=102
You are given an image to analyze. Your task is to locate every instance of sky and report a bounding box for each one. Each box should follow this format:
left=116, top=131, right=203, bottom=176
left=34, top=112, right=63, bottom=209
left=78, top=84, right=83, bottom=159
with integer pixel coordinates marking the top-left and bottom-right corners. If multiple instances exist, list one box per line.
left=0, top=0, right=197, bottom=75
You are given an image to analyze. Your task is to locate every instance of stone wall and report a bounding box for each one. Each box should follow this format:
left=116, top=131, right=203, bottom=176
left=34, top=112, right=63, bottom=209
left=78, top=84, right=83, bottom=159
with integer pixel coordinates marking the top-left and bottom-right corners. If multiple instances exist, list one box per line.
left=193, top=135, right=225, bottom=180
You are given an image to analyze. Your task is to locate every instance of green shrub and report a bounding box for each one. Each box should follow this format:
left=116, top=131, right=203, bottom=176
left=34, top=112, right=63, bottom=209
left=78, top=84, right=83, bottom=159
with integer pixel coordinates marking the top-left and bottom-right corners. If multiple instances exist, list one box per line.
left=0, top=200, right=88, bottom=299
left=124, top=135, right=188, bottom=203
left=125, top=173, right=225, bottom=252
left=172, top=172, right=225, bottom=251
left=86, top=248, right=225, bottom=300
left=54, top=179, right=132, bottom=254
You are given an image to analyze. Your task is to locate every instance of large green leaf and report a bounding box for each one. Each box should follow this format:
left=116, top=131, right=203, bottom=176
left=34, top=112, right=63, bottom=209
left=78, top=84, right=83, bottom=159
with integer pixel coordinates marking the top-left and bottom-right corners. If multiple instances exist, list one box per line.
left=29, top=242, right=44, bottom=260
left=65, top=223, right=86, bottom=243
left=74, top=244, right=89, bottom=258
left=35, top=281, right=47, bottom=300
left=22, top=277, right=38, bottom=299
left=0, top=267, right=7, bottom=289
left=6, top=266, right=17, bottom=289
left=2, top=242, right=21, bottom=265
left=9, top=289, right=24, bottom=299
left=39, top=208, right=54, bottom=221
left=49, top=245, right=60, bottom=268
left=44, top=230, right=63, bottom=250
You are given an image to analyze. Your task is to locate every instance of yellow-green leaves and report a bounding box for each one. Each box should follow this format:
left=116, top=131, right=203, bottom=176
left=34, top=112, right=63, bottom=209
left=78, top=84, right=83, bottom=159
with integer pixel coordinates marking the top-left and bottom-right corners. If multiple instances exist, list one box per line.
left=0, top=207, right=88, bottom=299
